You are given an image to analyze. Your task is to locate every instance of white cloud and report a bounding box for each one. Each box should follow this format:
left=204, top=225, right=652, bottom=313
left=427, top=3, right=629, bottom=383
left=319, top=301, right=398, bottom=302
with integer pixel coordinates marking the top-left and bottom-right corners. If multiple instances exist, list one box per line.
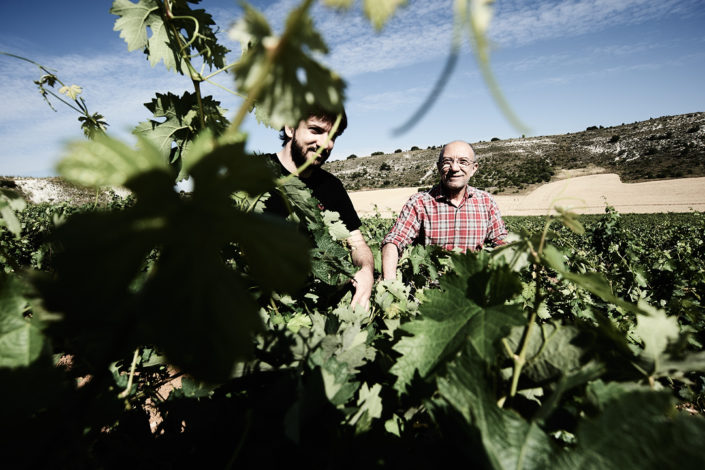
left=490, top=0, right=698, bottom=47
left=219, top=0, right=701, bottom=78
left=0, top=49, right=243, bottom=176
left=352, top=87, right=428, bottom=112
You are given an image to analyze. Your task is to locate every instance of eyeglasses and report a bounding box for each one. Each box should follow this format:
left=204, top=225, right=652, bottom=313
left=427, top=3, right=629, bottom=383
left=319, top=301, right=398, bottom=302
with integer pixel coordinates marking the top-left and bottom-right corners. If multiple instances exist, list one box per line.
left=439, top=158, right=476, bottom=169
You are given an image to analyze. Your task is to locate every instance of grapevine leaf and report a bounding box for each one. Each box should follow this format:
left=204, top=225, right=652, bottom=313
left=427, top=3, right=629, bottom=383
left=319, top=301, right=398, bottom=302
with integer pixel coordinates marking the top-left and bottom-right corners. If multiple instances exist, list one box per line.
left=504, top=323, right=585, bottom=383
left=322, top=210, right=350, bottom=241
left=111, top=0, right=161, bottom=52
left=190, top=140, right=276, bottom=197
left=0, top=275, right=44, bottom=368
left=230, top=2, right=345, bottom=129
left=286, top=313, right=312, bottom=333
left=634, top=302, right=679, bottom=360
left=230, top=211, right=311, bottom=292
left=363, top=0, right=408, bottom=30
left=554, top=206, right=585, bottom=234
left=349, top=382, right=383, bottom=433
left=0, top=190, right=27, bottom=237
left=41, top=141, right=310, bottom=381
left=57, top=133, right=171, bottom=188
left=336, top=323, right=375, bottom=372
left=658, top=351, right=705, bottom=375
left=179, top=128, right=216, bottom=176
left=138, top=237, right=266, bottom=382
left=58, top=84, right=82, bottom=100
left=437, top=343, right=555, bottom=469
left=111, top=0, right=228, bottom=73
left=319, top=356, right=359, bottom=406
left=134, top=92, right=229, bottom=181
left=134, top=92, right=195, bottom=156
left=390, top=252, right=523, bottom=393
left=555, top=383, right=705, bottom=468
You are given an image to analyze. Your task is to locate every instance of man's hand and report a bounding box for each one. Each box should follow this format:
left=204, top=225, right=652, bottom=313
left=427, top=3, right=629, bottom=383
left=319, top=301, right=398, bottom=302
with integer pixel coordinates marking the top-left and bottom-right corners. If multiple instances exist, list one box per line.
left=347, top=229, right=374, bottom=310
left=351, top=265, right=373, bottom=310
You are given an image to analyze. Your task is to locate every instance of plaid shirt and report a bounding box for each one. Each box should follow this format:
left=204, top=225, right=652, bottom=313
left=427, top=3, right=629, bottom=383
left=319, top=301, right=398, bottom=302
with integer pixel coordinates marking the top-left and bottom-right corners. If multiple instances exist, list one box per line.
left=383, top=184, right=507, bottom=253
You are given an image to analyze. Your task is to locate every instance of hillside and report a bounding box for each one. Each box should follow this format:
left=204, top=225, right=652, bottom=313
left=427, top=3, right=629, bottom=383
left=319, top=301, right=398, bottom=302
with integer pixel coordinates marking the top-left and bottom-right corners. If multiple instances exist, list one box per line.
left=3, top=112, right=704, bottom=204
left=326, top=112, right=705, bottom=194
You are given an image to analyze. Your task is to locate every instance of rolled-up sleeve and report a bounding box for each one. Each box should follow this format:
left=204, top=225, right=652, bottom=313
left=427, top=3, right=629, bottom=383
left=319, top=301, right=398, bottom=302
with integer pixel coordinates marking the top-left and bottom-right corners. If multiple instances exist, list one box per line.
left=382, top=197, right=422, bottom=254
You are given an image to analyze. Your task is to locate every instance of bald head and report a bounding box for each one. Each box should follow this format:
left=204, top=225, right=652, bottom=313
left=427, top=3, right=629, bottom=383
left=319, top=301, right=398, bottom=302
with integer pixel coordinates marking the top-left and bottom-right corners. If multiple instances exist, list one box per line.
left=438, top=140, right=476, bottom=163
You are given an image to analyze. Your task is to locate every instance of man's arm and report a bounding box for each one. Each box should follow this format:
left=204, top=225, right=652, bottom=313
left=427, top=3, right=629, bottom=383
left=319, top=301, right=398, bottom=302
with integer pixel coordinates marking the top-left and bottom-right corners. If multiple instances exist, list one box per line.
left=486, top=195, right=508, bottom=246
left=381, top=243, right=400, bottom=280
left=347, top=229, right=374, bottom=310
left=380, top=195, right=423, bottom=281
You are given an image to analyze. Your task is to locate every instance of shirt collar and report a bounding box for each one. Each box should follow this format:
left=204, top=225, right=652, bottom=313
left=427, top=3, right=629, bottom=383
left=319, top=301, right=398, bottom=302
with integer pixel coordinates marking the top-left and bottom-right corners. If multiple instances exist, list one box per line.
left=430, top=184, right=473, bottom=202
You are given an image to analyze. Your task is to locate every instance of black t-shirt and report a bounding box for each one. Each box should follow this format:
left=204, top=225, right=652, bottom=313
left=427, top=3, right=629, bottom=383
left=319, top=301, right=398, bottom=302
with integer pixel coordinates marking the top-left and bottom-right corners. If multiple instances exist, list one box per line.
left=263, top=153, right=362, bottom=232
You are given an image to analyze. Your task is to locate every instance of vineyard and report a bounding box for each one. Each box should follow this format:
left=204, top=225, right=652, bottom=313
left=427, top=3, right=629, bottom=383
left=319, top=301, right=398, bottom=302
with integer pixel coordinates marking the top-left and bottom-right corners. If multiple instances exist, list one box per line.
left=2, top=1, right=705, bottom=469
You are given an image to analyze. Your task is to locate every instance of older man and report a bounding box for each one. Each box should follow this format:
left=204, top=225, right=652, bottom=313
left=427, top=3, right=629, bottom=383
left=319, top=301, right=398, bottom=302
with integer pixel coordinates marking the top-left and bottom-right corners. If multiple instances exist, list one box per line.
left=264, top=107, right=374, bottom=309
left=381, top=140, right=507, bottom=280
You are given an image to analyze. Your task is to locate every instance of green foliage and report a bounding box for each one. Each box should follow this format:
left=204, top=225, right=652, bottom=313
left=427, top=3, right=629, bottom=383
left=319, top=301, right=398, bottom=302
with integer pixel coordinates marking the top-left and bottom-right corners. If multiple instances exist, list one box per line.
left=3, top=1, right=705, bottom=468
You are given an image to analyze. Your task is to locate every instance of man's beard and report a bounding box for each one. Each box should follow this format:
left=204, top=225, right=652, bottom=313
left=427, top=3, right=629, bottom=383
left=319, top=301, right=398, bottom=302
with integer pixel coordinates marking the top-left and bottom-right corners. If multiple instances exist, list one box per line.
left=291, top=133, right=330, bottom=169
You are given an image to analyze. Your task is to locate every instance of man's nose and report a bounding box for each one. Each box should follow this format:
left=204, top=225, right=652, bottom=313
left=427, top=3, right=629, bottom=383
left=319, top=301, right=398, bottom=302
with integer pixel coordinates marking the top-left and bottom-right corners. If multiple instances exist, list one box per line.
left=316, top=134, right=334, bottom=151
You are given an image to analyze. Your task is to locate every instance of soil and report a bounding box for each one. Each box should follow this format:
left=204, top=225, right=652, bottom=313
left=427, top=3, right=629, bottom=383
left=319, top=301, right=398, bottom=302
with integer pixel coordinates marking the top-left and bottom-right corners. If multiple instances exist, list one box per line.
left=349, top=174, right=705, bottom=217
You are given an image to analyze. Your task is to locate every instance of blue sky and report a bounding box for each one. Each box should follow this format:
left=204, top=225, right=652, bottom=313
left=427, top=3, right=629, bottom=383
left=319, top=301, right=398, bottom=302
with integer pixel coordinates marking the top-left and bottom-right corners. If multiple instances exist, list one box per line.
left=1, top=0, right=704, bottom=177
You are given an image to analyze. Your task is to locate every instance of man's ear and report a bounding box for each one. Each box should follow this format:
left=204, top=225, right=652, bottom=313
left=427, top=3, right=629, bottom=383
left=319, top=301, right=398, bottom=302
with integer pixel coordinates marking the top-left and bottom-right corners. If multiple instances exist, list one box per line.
left=284, top=126, right=295, bottom=139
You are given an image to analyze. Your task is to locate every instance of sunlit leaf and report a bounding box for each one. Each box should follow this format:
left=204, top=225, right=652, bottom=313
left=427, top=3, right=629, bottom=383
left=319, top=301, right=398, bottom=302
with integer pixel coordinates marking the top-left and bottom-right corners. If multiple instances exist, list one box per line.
left=58, top=84, right=82, bottom=100
left=363, top=0, right=407, bottom=30
left=58, top=133, right=171, bottom=188
left=229, top=2, right=345, bottom=129
left=111, top=0, right=228, bottom=73
left=322, top=210, right=350, bottom=241
left=635, top=301, right=679, bottom=360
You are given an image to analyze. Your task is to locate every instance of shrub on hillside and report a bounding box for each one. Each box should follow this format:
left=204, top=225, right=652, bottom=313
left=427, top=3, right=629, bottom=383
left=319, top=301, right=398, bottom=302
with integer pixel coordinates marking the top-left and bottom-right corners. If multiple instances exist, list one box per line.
left=371, top=151, right=384, bottom=156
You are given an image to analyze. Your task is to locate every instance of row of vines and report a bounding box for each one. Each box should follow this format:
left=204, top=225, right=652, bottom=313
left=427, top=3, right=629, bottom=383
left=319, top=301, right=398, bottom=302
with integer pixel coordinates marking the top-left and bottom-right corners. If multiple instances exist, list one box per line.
left=2, top=1, right=704, bottom=468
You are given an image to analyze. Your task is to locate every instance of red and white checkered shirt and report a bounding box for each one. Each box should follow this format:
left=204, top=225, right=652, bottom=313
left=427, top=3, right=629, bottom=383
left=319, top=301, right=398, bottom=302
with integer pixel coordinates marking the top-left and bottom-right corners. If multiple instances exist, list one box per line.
left=383, top=185, right=507, bottom=253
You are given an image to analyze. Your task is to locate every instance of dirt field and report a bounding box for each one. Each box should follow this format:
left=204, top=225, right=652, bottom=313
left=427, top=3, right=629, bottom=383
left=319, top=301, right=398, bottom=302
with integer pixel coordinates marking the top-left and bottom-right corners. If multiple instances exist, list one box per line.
left=349, top=174, right=705, bottom=218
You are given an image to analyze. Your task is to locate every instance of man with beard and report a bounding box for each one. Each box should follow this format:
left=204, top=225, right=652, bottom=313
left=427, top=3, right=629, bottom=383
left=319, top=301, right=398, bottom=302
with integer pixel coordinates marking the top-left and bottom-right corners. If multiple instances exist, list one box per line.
left=263, top=108, right=374, bottom=310
left=381, top=140, right=507, bottom=281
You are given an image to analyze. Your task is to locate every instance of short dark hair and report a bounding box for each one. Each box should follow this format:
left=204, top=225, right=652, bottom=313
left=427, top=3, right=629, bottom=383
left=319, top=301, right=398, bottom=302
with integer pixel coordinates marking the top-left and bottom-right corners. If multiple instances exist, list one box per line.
left=279, top=105, right=348, bottom=146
